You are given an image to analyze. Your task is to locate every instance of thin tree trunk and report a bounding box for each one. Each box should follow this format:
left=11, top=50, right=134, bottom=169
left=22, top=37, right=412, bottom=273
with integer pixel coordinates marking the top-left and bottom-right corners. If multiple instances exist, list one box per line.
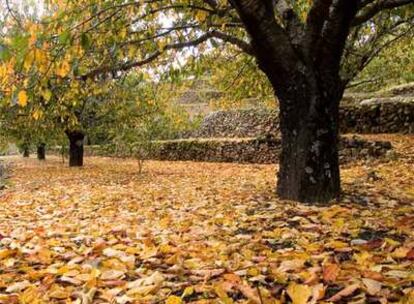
left=37, top=143, right=46, bottom=160
left=22, top=146, right=30, bottom=158
left=65, top=131, right=85, bottom=167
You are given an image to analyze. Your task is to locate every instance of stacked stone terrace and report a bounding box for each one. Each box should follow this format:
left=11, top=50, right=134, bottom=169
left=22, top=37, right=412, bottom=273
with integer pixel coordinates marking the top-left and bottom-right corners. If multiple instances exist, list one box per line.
left=84, top=83, right=413, bottom=164
left=146, top=83, right=412, bottom=164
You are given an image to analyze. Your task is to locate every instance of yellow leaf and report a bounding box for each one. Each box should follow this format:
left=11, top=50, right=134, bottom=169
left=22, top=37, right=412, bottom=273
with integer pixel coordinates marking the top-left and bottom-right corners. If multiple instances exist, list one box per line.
left=19, top=286, right=43, bottom=304
left=166, top=295, right=182, bottom=304
left=354, top=251, right=372, bottom=267
left=287, top=283, right=312, bottom=304
left=140, top=245, right=158, bottom=259
left=48, top=284, right=71, bottom=299
left=24, top=50, right=35, bottom=71
left=120, top=28, right=127, bottom=39
left=56, top=61, right=70, bottom=77
left=157, top=39, right=167, bottom=51
left=214, top=284, right=233, bottom=304
left=18, top=90, right=28, bottom=107
left=195, top=10, right=208, bottom=22
left=0, top=249, right=14, bottom=260
left=392, top=247, right=410, bottom=258
left=325, top=240, right=349, bottom=249
left=32, top=109, right=43, bottom=120
left=42, top=89, right=52, bottom=102
left=400, top=290, right=414, bottom=304
left=182, top=286, right=194, bottom=298
left=247, top=267, right=261, bottom=276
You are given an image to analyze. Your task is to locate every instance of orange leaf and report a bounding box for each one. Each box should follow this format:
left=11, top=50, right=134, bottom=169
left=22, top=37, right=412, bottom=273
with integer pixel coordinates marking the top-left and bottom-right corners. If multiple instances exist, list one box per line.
left=323, top=263, right=340, bottom=282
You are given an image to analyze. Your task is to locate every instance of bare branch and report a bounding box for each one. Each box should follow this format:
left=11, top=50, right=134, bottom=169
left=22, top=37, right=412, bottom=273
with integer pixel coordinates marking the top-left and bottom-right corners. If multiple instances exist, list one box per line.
left=5, top=0, right=22, bottom=28
left=124, top=23, right=245, bottom=46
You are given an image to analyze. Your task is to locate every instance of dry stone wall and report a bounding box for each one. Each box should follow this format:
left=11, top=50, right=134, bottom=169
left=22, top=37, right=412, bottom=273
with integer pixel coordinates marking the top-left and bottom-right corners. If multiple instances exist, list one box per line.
left=82, top=136, right=392, bottom=164
left=184, top=109, right=279, bottom=138
left=339, top=97, right=414, bottom=134
left=184, top=97, right=413, bottom=138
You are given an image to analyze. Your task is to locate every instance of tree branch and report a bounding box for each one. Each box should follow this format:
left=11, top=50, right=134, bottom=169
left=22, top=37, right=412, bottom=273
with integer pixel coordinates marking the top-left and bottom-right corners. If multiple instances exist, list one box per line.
left=353, top=0, right=414, bottom=26
left=124, top=24, right=246, bottom=48
left=342, top=20, right=414, bottom=84
left=304, top=0, right=333, bottom=62
left=318, top=0, right=359, bottom=74
left=81, top=30, right=253, bottom=79
left=229, top=0, right=300, bottom=83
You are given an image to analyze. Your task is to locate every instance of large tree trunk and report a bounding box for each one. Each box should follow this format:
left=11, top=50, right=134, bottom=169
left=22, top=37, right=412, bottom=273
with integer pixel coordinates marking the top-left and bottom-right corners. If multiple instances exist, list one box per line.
left=37, top=143, right=46, bottom=160
left=230, top=1, right=360, bottom=203
left=65, top=131, right=84, bottom=167
left=273, top=75, right=343, bottom=203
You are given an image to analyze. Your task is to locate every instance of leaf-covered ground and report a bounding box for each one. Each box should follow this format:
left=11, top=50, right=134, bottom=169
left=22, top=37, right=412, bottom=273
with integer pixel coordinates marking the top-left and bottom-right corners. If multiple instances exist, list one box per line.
left=0, top=135, right=413, bottom=304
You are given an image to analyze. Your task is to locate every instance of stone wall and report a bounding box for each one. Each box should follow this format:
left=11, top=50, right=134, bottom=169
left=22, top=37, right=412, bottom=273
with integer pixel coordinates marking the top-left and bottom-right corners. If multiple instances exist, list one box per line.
left=81, top=136, right=392, bottom=164
left=183, top=109, right=279, bottom=138
left=339, top=97, right=414, bottom=134
left=184, top=97, right=413, bottom=138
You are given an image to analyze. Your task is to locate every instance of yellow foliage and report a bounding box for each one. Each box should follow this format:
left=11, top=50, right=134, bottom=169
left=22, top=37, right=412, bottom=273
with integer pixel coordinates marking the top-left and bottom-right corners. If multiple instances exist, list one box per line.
left=17, top=90, right=28, bottom=107
left=286, top=283, right=312, bottom=304
left=56, top=61, right=71, bottom=77
left=166, top=295, right=182, bottom=304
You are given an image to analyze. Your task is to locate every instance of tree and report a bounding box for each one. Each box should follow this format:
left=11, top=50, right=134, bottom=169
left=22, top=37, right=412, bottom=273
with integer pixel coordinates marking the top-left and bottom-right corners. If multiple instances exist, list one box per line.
left=0, top=102, right=63, bottom=160
left=1, top=0, right=413, bottom=202
left=106, top=75, right=190, bottom=173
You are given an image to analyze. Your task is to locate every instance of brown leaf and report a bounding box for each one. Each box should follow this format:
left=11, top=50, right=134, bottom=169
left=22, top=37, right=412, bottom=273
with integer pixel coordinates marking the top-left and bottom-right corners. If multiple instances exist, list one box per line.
left=362, top=270, right=384, bottom=281
left=278, top=259, right=306, bottom=272
left=406, top=248, right=414, bottom=260
left=237, top=283, right=261, bottom=304
left=326, top=283, right=360, bottom=302
left=362, top=278, right=381, bottom=296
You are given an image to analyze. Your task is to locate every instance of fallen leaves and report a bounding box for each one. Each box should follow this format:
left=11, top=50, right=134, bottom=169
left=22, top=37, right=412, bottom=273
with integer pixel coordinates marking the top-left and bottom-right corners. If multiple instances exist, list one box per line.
left=287, top=283, right=312, bottom=304
left=0, top=136, right=413, bottom=303
left=326, top=283, right=360, bottom=302
left=166, top=295, right=182, bottom=304
left=322, top=263, right=340, bottom=283
left=362, top=278, right=382, bottom=295
left=5, top=281, right=31, bottom=293
left=126, top=271, right=164, bottom=296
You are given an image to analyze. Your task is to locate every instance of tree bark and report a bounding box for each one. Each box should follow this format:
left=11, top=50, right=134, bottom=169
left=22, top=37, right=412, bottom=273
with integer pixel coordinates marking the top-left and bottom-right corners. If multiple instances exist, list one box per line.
left=65, top=131, right=85, bottom=167
left=37, top=143, right=46, bottom=160
left=273, top=74, right=343, bottom=203
left=230, top=0, right=362, bottom=203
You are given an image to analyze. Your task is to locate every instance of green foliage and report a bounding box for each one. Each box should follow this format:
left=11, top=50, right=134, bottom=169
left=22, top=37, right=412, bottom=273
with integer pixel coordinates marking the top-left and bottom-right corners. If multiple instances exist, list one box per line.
left=351, top=36, right=414, bottom=92
left=172, top=50, right=275, bottom=110
left=91, top=74, right=195, bottom=172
